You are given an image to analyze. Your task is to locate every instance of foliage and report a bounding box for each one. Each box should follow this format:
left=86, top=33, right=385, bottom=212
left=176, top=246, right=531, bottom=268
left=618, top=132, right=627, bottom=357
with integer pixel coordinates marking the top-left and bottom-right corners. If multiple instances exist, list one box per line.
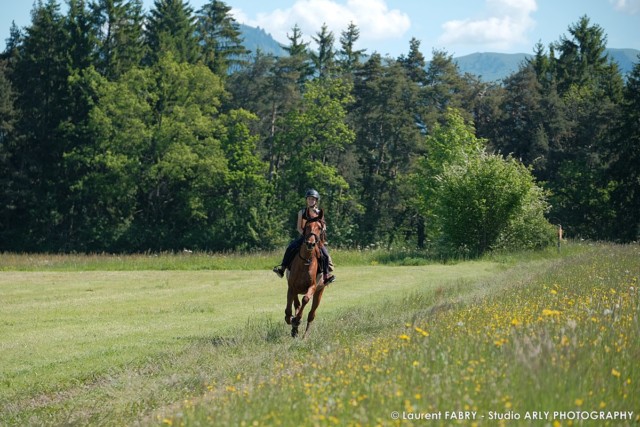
left=90, top=0, right=146, bottom=79
left=351, top=54, right=424, bottom=247
left=608, top=59, right=640, bottom=241
left=196, top=0, right=250, bottom=76
left=413, top=109, right=552, bottom=255
left=144, top=0, right=199, bottom=65
left=435, top=152, right=548, bottom=256
left=0, top=4, right=637, bottom=251
left=494, top=184, right=556, bottom=250
left=273, top=77, right=357, bottom=243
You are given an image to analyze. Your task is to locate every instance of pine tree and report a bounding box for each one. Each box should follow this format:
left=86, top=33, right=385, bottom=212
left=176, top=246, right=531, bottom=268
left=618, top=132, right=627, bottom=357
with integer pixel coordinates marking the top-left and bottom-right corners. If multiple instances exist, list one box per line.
left=423, top=49, right=474, bottom=127
left=66, top=0, right=96, bottom=70
left=197, top=0, right=250, bottom=76
left=351, top=54, right=423, bottom=246
left=608, top=59, right=640, bottom=241
left=7, top=0, right=73, bottom=250
left=398, top=38, right=427, bottom=85
left=0, top=61, right=15, bottom=144
left=281, top=24, right=313, bottom=86
left=0, top=22, right=23, bottom=62
left=0, top=60, right=17, bottom=246
left=337, top=21, right=365, bottom=75
left=90, top=0, right=146, bottom=79
left=548, top=16, right=624, bottom=238
left=311, top=23, right=336, bottom=78
left=145, top=0, right=199, bottom=65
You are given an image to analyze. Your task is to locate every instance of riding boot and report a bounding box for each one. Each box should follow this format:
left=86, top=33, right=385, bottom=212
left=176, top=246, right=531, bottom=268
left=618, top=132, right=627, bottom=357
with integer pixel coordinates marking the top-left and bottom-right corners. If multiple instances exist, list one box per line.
left=320, top=246, right=335, bottom=284
left=273, top=236, right=304, bottom=278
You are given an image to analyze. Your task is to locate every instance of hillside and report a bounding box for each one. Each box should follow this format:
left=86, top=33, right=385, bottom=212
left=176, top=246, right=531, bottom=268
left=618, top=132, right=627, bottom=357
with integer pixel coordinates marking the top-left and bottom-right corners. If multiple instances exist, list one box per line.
left=239, top=23, right=286, bottom=57
left=453, top=52, right=530, bottom=82
left=238, top=25, right=639, bottom=82
left=453, top=48, right=640, bottom=82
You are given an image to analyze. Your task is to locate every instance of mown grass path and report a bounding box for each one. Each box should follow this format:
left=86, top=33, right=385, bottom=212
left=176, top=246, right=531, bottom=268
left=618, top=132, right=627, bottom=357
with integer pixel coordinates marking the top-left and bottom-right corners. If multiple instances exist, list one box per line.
left=1, top=260, right=498, bottom=426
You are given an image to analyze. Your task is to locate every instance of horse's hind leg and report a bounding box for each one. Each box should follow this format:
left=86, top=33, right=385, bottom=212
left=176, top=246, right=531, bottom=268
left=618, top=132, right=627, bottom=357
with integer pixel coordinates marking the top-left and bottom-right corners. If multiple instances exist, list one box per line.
left=294, top=287, right=313, bottom=323
left=303, top=286, right=326, bottom=339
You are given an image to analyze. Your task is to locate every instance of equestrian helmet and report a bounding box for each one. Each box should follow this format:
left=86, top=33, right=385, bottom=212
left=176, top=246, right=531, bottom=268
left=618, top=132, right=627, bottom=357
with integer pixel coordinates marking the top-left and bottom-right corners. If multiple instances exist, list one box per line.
left=305, top=189, right=320, bottom=200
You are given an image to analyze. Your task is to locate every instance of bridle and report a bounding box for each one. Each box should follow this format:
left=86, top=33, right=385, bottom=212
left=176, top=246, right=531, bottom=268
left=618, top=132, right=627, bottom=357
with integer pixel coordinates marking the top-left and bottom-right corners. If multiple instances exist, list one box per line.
left=304, top=231, right=321, bottom=250
left=299, top=216, right=323, bottom=263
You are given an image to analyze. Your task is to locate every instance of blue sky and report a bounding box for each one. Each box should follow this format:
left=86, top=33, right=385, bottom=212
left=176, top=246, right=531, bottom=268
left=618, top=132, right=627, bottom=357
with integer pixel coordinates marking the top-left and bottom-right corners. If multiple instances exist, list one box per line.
left=1, top=0, right=639, bottom=57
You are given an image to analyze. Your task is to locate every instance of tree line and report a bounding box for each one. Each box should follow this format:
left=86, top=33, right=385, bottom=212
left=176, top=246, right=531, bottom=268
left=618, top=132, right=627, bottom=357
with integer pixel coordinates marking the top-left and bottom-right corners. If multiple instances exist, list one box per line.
left=0, top=0, right=638, bottom=255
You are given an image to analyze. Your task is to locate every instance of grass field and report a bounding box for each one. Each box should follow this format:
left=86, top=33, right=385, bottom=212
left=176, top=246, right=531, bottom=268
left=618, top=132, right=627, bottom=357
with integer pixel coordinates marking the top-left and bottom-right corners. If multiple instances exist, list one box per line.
left=0, top=243, right=638, bottom=426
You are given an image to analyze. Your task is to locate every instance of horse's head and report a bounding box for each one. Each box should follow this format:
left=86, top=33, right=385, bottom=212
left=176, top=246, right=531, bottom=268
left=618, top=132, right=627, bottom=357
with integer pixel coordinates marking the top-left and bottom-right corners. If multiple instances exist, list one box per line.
left=303, top=209, right=324, bottom=251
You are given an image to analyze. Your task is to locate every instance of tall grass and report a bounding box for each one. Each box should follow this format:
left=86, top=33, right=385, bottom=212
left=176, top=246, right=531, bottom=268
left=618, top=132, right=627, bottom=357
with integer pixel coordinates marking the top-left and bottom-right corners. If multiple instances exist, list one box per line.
left=1, top=243, right=636, bottom=426
left=0, top=250, right=278, bottom=271
left=162, top=243, right=639, bottom=426
left=0, top=241, right=588, bottom=272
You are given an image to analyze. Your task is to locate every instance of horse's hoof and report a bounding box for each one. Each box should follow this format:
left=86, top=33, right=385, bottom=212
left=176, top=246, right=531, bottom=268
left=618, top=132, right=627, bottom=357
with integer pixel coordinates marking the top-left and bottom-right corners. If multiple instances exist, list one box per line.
left=285, top=315, right=291, bottom=325
left=291, top=327, right=299, bottom=338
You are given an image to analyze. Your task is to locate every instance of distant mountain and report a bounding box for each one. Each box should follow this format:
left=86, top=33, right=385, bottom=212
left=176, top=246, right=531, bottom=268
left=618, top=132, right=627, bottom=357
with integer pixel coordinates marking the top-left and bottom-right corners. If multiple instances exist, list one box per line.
left=607, top=48, right=640, bottom=76
left=453, top=53, right=530, bottom=82
left=237, top=25, right=639, bottom=82
left=453, top=48, right=639, bottom=82
left=239, top=24, right=286, bottom=57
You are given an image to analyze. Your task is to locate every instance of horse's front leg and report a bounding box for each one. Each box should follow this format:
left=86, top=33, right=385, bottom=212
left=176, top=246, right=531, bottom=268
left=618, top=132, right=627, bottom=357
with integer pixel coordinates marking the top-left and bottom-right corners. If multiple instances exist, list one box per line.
left=293, top=283, right=315, bottom=327
left=290, top=293, right=304, bottom=337
left=285, top=288, right=294, bottom=325
left=303, top=285, right=326, bottom=339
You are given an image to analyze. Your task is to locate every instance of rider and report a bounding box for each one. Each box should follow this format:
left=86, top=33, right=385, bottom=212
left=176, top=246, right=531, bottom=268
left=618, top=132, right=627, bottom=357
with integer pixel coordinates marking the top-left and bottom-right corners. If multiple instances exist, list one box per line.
left=272, top=189, right=335, bottom=284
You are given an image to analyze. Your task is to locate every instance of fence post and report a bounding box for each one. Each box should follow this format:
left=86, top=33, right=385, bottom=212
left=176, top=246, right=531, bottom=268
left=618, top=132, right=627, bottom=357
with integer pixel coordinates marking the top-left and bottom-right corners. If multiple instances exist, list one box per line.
left=557, top=224, right=563, bottom=252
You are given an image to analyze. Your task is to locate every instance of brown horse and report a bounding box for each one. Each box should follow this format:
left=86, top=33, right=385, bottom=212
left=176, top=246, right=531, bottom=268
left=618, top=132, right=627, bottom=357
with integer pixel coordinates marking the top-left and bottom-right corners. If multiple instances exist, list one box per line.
left=285, top=208, right=327, bottom=338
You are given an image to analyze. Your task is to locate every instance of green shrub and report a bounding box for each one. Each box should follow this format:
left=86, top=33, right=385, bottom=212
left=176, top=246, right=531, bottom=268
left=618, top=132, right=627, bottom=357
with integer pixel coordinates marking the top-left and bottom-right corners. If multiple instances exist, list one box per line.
left=435, top=152, right=553, bottom=256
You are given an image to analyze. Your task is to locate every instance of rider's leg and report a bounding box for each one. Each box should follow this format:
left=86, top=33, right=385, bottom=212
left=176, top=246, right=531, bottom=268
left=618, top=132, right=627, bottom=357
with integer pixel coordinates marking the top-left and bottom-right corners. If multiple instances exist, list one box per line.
left=320, top=246, right=335, bottom=284
left=273, top=236, right=304, bottom=277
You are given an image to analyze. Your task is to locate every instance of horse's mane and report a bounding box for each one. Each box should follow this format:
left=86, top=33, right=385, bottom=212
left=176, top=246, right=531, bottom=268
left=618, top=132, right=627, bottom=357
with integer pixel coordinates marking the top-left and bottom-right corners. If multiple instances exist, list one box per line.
left=305, top=207, right=324, bottom=223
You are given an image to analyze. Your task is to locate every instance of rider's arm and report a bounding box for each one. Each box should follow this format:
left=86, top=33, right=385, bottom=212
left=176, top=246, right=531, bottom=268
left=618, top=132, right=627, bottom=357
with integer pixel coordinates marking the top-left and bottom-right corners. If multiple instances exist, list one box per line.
left=296, top=209, right=305, bottom=235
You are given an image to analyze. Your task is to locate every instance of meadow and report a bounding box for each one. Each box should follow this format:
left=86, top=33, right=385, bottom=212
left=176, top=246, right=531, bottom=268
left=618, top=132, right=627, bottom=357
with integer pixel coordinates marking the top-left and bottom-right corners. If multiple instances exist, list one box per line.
left=0, top=244, right=638, bottom=426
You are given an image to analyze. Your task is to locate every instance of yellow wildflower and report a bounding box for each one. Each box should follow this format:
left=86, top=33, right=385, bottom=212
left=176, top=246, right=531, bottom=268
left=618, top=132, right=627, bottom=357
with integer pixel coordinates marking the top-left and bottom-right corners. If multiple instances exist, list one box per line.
left=414, top=326, right=429, bottom=336
left=542, top=309, right=561, bottom=316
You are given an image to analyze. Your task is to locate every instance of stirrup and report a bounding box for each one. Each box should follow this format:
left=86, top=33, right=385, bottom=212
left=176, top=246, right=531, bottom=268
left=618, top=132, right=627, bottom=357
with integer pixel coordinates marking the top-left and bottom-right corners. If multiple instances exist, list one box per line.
left=324, top=274, right=335, bottom=284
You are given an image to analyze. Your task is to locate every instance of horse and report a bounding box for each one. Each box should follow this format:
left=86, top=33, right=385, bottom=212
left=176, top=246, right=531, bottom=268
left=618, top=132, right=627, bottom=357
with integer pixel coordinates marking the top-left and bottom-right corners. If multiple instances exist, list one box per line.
left=284, top=208, right=327, bottom=338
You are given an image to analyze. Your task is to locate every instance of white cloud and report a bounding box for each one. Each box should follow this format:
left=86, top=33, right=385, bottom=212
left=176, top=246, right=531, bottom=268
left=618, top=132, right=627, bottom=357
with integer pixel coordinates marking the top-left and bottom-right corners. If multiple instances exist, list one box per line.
left=439, top=0, right=537, bottom=50
left=232, top=0, right=410, bottom=48
left=609, top=0, right=640, bottom=14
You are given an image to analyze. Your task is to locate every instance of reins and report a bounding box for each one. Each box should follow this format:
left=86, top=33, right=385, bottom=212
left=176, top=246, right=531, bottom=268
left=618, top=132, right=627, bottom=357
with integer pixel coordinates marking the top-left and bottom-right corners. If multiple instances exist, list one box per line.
left=298, top=231, right=321, bottom=265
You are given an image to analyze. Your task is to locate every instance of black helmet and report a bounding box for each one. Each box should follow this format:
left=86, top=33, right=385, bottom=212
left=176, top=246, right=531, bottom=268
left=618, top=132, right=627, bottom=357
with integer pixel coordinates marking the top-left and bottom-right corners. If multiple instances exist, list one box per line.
left=305, top=189, right=320, bottom=200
